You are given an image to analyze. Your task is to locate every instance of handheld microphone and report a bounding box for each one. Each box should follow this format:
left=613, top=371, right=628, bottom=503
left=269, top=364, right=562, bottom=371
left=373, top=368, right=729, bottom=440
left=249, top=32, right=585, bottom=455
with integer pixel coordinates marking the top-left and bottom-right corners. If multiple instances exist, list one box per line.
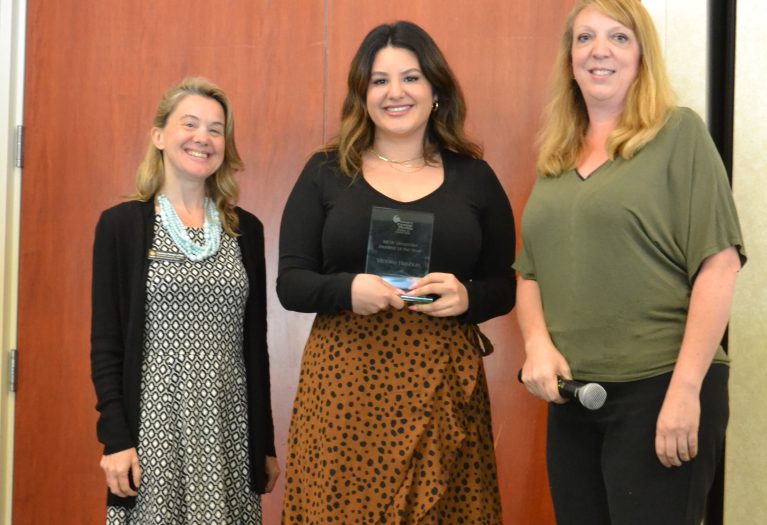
left=517, top=370, right=607, bottom=410
left=556, top=378, right=607, bottom=410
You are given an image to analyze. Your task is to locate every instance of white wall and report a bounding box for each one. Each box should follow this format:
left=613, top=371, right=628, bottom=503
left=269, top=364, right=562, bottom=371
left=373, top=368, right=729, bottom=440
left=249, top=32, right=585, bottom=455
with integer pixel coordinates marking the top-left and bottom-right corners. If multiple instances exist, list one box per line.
left=726, top=0, right=767, bottom=521
left=643, top=0, right=708, bottom=119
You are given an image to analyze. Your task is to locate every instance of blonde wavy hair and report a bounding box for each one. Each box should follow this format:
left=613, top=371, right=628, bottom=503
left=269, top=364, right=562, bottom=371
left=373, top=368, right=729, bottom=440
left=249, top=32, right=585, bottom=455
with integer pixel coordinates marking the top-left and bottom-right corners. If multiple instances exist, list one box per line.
left=325, top=21, right=482, bottom=178
left=537, top=0, right=676, bottom=177
left=132, top=77, right=243, bottom=235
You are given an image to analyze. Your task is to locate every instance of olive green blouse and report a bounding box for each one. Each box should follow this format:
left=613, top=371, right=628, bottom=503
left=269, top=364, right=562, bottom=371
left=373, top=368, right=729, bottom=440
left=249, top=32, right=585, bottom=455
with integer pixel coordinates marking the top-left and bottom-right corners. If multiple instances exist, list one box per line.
left=515, top=107, right=746, bottom=382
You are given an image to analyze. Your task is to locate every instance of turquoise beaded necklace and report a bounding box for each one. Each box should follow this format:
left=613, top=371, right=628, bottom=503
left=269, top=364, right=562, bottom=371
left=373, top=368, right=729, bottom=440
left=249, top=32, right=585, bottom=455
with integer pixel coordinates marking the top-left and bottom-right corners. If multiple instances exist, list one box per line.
left=157, top=194, right=221, bottom=262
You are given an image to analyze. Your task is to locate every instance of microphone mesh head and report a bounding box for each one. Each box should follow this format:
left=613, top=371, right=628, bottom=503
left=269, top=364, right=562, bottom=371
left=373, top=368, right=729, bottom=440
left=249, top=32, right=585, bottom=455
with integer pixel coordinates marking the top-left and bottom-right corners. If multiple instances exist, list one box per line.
left=579, top=383, right=607, bottom=410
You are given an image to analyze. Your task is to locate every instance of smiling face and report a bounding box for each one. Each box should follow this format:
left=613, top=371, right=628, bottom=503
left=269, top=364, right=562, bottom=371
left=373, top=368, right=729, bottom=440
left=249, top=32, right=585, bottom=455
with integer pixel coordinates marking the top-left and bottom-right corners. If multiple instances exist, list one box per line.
left=152, top=94, right=226, bottom=184
left=366, top=45, right=435, bottom=142
left=571, top=5, right=641, bottom=114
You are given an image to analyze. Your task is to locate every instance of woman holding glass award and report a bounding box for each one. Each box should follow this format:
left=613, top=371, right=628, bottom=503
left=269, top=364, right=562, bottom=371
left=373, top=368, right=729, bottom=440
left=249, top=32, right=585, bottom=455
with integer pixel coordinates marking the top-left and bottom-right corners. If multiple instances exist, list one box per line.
left=277, top=20, right=515, bottom=524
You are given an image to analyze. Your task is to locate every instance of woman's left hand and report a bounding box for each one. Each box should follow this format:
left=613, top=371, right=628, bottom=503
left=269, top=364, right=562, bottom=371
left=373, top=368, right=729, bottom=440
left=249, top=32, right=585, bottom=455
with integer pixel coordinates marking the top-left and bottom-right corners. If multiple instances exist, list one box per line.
left=264, top=455, right=281, bottom=493
left=406, top=272, right=468, bottom=317
left=655, top=384, right=701, bottom=467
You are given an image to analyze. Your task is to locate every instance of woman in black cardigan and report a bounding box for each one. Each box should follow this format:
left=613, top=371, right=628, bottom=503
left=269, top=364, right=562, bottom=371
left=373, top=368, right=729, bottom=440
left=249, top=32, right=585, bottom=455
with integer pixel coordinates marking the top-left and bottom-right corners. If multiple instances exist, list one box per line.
left=91, top=77, right=278, bottom=524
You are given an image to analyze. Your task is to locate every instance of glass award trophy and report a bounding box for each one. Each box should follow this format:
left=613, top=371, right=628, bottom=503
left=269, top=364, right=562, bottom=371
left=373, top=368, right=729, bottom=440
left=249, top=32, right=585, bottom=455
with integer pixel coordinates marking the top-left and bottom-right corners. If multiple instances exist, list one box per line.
left=365, top=206, right=435, bottom=301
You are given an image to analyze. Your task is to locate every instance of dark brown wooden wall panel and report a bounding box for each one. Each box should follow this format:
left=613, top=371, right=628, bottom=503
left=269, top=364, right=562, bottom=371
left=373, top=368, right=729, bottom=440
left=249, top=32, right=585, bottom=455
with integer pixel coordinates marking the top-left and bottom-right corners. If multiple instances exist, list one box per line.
left=14, top=1, right=572, bottom=523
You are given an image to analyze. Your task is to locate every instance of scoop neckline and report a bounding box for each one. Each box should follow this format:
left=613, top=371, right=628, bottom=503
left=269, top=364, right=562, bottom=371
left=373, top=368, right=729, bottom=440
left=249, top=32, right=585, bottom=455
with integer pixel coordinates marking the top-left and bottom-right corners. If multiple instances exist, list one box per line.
left=359, top=153, right=449, bottom=204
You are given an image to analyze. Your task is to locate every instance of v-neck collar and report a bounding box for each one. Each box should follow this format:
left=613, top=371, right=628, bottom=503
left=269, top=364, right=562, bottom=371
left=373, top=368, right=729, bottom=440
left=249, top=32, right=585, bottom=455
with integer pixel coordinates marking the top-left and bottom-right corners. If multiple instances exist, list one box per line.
left=574, top=159, right=612, bottom=181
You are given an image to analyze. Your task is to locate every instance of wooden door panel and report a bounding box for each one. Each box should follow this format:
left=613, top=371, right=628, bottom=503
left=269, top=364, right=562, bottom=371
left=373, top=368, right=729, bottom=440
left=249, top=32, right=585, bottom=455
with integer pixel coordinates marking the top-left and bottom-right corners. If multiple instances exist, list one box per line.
left=15, top=1, right=325, bottom=523
left=15, top=1, right=572, bottom=523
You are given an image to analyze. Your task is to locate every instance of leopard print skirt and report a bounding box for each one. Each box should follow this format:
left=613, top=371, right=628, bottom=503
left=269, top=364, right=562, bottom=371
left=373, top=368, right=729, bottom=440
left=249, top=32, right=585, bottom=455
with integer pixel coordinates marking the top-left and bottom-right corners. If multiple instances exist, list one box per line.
left=281, top=309, right=502, bottom=524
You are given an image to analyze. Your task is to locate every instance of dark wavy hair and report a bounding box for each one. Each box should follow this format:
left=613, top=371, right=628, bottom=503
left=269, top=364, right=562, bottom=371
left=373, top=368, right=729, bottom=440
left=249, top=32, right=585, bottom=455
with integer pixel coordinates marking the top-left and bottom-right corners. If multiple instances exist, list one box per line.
left=325, top=20, right=482, bottom=177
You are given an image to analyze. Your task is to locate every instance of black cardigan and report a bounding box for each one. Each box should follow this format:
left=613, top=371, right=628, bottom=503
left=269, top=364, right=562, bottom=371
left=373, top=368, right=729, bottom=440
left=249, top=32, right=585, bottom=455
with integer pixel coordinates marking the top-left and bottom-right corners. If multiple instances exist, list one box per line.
left=90, top=199, right=275, bottom=508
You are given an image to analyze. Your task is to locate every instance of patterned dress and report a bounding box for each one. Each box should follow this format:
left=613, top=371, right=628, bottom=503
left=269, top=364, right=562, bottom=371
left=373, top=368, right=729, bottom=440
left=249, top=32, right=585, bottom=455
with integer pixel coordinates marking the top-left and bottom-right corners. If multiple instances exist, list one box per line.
left=107, top=218, right=262, bottom=525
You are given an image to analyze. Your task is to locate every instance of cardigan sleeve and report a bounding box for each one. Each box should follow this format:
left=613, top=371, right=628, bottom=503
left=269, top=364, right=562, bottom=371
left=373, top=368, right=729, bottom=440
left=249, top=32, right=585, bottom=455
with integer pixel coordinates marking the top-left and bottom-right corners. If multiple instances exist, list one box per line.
left=460, top=161, right=517, bottom=324
left=240, top=211, right=276, bottom=457
left=276, top=153, right=356, bottom=313
left=90, top=209, right=136, bottom=454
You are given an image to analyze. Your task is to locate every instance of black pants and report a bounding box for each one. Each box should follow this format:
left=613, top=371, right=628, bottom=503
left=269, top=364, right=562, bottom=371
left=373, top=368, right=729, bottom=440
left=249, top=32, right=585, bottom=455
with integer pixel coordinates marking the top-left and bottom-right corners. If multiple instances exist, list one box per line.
left=546, top=364, right=729, bottom=525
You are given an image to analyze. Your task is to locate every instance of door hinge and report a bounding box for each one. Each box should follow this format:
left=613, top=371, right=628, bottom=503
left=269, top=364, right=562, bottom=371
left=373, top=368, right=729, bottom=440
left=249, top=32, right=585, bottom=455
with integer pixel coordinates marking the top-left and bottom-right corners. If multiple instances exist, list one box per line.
left=15, top=125, right=24, bottom=168
left=8, top=349, right=17, bottom=392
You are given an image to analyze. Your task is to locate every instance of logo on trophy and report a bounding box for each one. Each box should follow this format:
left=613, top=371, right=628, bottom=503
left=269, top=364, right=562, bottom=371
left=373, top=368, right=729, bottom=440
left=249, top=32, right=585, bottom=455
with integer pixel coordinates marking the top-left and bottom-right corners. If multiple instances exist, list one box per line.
left=365, top=206, right=435, bottom=302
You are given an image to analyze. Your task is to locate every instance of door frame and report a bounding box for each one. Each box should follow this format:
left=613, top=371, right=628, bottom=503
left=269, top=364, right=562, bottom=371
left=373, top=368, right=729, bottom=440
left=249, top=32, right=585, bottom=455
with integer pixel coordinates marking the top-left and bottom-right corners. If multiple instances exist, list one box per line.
left=0, top=0, right=26, bottom=523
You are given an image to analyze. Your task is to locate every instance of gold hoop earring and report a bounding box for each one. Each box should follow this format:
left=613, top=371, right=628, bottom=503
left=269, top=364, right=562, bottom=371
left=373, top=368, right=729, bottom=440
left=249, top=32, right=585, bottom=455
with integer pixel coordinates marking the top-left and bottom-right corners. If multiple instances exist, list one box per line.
left=432, top=100, right=439, bottom=112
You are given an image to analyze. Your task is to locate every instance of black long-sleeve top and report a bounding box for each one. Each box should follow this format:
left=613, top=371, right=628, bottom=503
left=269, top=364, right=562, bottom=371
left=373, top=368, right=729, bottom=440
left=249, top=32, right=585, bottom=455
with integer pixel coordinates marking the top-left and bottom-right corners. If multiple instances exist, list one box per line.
left=90, top=200, right=275, bottom=507
left=277, top=150, right=516, bottom=324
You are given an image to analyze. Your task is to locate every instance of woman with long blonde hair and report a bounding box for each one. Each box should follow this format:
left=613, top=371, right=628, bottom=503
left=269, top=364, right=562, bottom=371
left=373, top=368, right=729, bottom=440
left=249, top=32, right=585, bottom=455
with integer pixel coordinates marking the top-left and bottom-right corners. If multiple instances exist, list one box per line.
left=516, top=1, right=745, bottom=523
